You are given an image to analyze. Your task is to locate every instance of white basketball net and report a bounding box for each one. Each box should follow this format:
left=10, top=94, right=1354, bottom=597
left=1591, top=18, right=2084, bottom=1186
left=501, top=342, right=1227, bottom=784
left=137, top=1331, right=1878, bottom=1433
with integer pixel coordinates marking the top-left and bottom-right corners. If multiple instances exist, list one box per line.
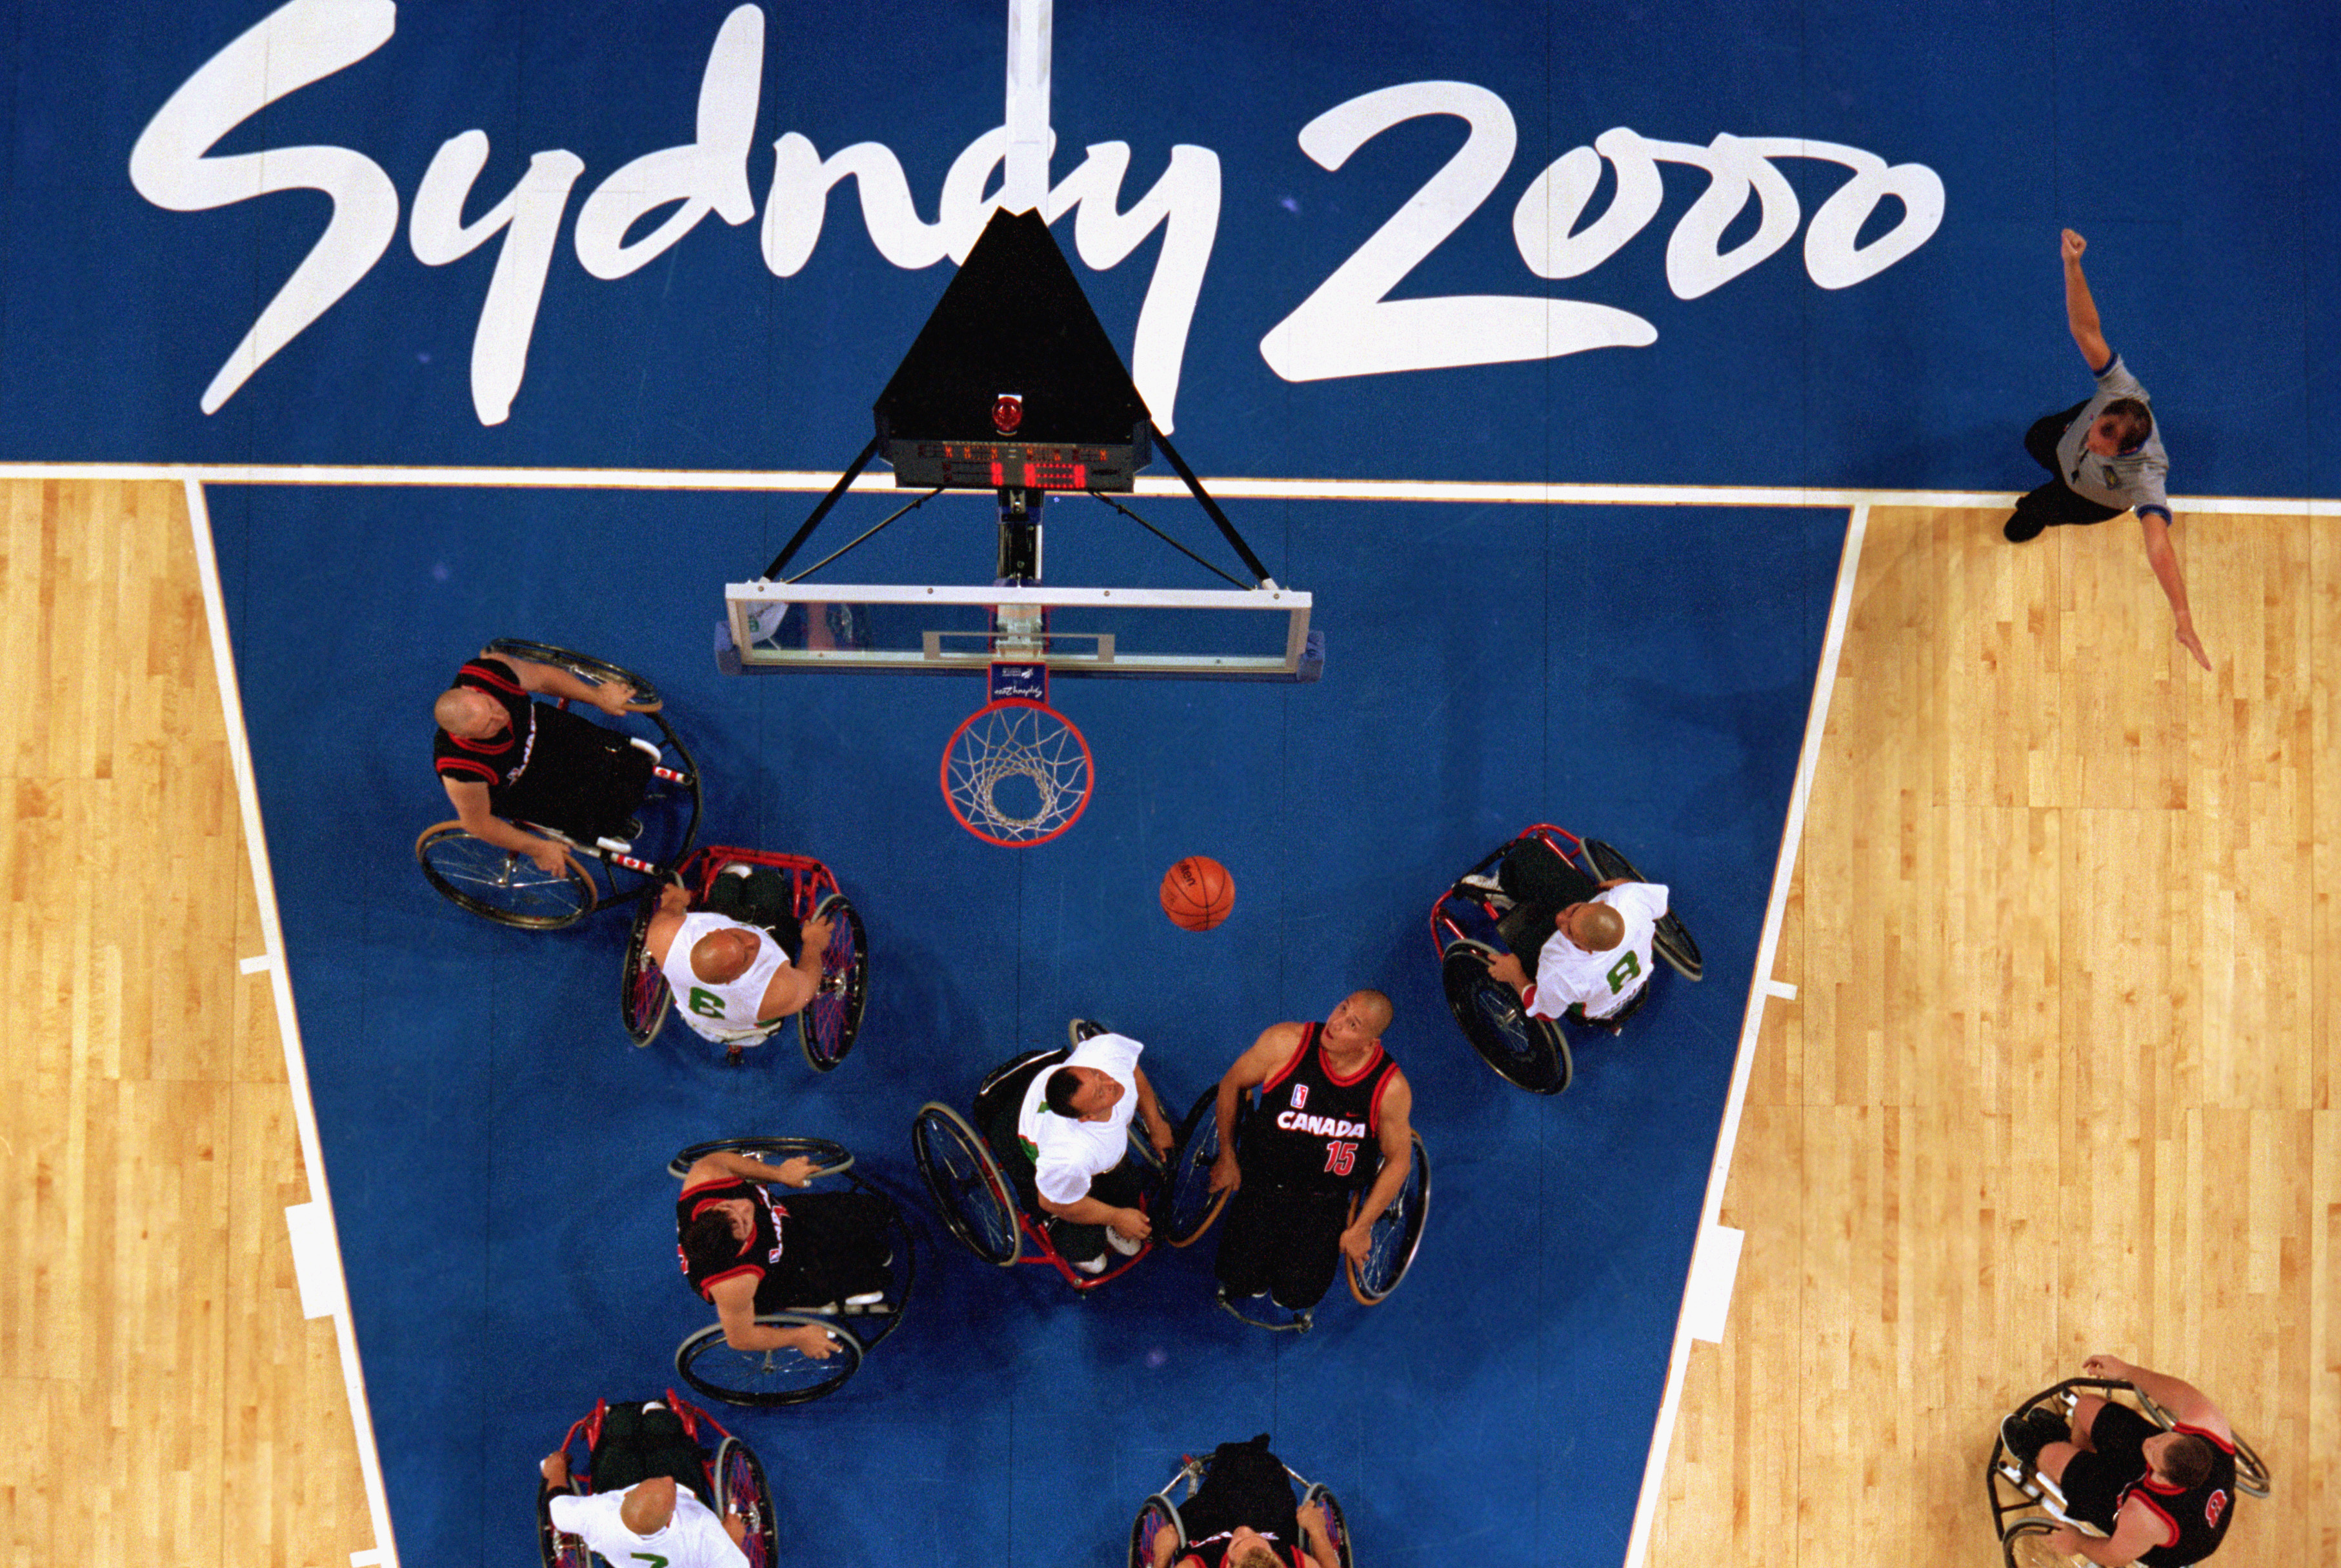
left=941, top=701, right=1093, bottom=846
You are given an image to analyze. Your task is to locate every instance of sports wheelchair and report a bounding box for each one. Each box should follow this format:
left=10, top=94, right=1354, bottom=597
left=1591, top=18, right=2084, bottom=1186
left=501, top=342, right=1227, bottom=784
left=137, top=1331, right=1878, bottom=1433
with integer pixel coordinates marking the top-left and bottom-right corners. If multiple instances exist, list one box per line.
left=1160, top=1086, right=1431, bottom=1334
left=1429, top=823, right=1702, bottom=1094
left=621, top=845, right=869, bottom=1068
left=1128, top=1447, right=1354, bottom=1568
left=910, top=1036, right=1181, bottom=1292
left=668, top=1137, right=914, bottom=1407
left=1986, top=1377, right=2270, bottom=1568
left=417, top=639, right=703, bottom=930
left=538, top=1391, right=776, bottom=1568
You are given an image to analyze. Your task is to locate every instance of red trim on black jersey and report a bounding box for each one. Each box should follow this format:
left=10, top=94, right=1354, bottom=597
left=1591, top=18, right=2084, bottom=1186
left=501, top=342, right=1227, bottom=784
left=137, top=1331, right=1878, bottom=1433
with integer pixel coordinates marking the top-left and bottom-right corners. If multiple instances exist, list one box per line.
left=696, top=1262, right=763, bottom=1300
left=1259, top=1022, right=1317, bottom=1094
left=1366, top=1061, right=1398, bottom=1134
left=1320, top=1038, right=1384, bottom=1087
left=436, top=756, right=501, bottom=782
left=459, top=659, right=528, bottom=694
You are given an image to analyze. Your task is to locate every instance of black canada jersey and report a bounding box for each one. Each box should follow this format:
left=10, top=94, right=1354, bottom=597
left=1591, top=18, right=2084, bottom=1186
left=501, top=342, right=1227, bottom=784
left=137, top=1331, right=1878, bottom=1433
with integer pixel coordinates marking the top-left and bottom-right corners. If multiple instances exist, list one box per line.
left=2125, top=1424, right=2238, bottom=1568
left=1246, top=1023, right=1398, bottom=1195
left=432, top=657, right=538, bottom=793
left=675, top=1176, right=783, bottom=1301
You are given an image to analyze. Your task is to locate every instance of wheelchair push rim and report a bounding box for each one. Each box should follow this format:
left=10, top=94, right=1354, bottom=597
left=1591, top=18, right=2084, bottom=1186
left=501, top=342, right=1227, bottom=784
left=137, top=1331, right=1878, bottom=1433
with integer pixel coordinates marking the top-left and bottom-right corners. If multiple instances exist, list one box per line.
left=1439, top=938, right=1572, bottom=1094
left=714, top=1436, right=782, bottom=1568
left=1127, top=1493, right=1183, bottom=1568
left=910, top=1102, right=1021, bottom=1266
left=799, top=892, right=869, bottom=1072
left=666, top=1136, right=855, bottom=1181
left=1347, top=1131, right=1431, bottom=1305
left=621, top=891, right=673, bottom=1045
left=676, top=1312, right=863, bottom=1407
left=1163, top=1087, right=1231, bottom=1248
left=416, top=820, right=598, bottom=929
left=1302, top=1482, right=1355, bottom=1568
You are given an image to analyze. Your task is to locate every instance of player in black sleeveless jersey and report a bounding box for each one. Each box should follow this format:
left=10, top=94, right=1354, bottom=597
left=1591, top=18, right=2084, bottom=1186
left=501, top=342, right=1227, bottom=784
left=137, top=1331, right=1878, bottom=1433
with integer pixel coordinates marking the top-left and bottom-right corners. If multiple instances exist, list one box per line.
left=1207, top=990, right=1415, bottom=1312
left=672, top=1149, right=891, bottom=1362
left=2005, top=1354, right=2241, bottom=1567
left=1147, top=1436, right=1340, bottom=1568
left=430, top=649, right=656, bottom=875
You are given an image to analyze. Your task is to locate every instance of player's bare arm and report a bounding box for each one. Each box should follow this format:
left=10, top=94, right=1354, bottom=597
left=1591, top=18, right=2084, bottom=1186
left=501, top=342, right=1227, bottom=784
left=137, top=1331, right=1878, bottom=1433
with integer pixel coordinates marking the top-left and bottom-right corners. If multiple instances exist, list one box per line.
left=493, top=648, right=651, bottom=716
left=1211, top=1022, right=1303, bottom=1191
left=441, top=774, right=570, bottom=875
left=710, top=1272, right=839, bottom=1356
left=1131, top=1063, right=1174, bottom=1153
left=1339, top=1071, right=1414, bottom=1263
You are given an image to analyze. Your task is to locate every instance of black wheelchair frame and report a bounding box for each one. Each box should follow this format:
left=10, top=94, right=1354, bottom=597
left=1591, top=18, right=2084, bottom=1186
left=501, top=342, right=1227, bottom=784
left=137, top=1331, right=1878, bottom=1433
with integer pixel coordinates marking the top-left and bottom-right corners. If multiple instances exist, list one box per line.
left=1429, top=823, right=1702, bottom=1094
left=1127, top=1454, right=1354, bottom=1568
left=1985, top=1376, right=2271, bottom=1568
left=667, top=1138, right=914, bottom=1408
left=910, top=1042, right=1180, bottom=1292
left=538, top=1391, right=776, bottom=1568
left=621, top=845, right=869, bottom=1069
left=417, top=639, right=703, bottom=930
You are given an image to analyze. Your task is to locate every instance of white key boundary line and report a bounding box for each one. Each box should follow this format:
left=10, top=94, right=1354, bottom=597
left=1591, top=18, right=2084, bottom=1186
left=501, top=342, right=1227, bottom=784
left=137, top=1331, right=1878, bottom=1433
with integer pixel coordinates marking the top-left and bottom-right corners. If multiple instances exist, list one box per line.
left=1620, top=502, right=1868, bottom=1568
left=184, top=478, right=399, bottom=1568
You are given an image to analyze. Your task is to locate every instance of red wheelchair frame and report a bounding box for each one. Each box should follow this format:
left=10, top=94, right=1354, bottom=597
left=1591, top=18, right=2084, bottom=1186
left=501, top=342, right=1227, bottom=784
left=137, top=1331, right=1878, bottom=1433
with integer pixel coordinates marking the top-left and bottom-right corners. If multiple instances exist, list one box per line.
left=623, top=844, right=868, bottom=1069
left=538, top=1391, right=778, bottom=1568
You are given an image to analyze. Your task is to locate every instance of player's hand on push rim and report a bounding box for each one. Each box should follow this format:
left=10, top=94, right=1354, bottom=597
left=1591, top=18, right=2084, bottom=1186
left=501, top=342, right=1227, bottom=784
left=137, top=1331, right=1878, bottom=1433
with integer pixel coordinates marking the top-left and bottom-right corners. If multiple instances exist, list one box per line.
left=1483, top=949, right=1528, bottom=990
left=790, top=1324, right=841, bottom=1360
left=526, top=838, right=571, bottom=878
left=1337, top=1220, right=1373, bottom=1265
left=799, top=912, right=834, bottom=953
left=774, top=1155, right=818, bottom=1188
left=1208, top=1149, right=1241, bottom=1195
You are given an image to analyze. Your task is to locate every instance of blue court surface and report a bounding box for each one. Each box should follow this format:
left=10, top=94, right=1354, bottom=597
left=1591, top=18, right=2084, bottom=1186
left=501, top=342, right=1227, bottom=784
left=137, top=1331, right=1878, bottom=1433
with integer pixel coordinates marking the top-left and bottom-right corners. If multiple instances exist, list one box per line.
left=9, top=1, right=2340, bottom=1565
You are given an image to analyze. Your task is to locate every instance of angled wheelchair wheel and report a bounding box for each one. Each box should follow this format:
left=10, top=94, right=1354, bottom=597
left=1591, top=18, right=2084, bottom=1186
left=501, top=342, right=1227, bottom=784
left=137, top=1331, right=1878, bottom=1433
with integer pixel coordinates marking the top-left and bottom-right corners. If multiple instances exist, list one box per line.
left=667, top=1136, right=854, bottom=1181
left=714, top=1436, right=781, bottom=1568
left=1440, top=939, right=1572, bottom=1094
left=416, top=821, right=596, bottom=929
left=1301, top=1483, right=1355, bottom=1568
left=1583, top=838, right=1702, bottom=981
left=1128, top=1493, right=1183, bottom=1568
left=537, top=1482, right=592, bottom=1568
left=1163, top=1087, right=1230, bottom=1248
left=910, top=1103, right=1020, bottom=1265
left=1348, top=1131, right=1430, bottom=1305
left=1998, top=1518, right=2069, bottom=1568
left=621, top=893, right=672, bottom=1045
left=676, top=1313, right=861, bottom=1407
left=485, top=638, right=664, bottom=711
left=798, top=893, right=868, bottom=1072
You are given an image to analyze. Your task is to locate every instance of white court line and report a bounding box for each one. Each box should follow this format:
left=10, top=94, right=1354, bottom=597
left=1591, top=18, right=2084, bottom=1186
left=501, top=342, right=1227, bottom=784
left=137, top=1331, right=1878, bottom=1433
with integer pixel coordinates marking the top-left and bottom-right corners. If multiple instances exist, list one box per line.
left=183, top=479, right=400, bottom=1568
left=1620, top=502, right=1869, bottom=1568
left=3, top=460, right=2336, bottom=515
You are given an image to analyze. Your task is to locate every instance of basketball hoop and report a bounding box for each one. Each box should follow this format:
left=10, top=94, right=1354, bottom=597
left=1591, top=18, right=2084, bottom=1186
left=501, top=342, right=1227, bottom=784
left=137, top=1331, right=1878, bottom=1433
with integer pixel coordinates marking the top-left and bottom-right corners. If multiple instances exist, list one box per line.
left=941, top=665, right=1094, bottom=847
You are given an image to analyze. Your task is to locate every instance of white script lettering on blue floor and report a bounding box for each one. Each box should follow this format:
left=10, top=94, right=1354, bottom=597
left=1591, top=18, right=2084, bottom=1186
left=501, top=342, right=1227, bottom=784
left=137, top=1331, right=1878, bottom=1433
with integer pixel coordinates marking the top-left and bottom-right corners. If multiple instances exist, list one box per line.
left=129, top=7, right=1938, bottom=426
left=1258, top=81, right=1945, bottom=382
left=129, top=0, right=1219, bottom=430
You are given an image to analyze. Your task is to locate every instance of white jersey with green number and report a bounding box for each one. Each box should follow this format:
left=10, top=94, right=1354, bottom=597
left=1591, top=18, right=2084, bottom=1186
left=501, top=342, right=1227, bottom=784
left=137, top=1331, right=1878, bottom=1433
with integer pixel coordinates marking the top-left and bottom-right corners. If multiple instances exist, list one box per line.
left=1527, top=881, right=1668, bottom=1021
left=547, top=1484, right=748, bottom=1568
left=659, top=911, right=792, bottom=1044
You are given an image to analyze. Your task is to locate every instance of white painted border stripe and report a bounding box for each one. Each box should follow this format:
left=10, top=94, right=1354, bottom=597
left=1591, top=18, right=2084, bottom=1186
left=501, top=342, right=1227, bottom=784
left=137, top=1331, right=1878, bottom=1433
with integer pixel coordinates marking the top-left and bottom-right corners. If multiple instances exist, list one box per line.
left=183, top=478, right=399, bottom=1568
left=1, top=461, right=2334, bottom=514
left=1620, top=502, right=1869, bottom=1568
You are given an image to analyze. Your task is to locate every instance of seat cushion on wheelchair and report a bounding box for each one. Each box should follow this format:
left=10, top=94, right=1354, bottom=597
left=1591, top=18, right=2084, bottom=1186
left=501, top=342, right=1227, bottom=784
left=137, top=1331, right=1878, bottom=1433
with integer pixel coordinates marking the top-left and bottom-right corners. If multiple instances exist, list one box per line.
left=701, top=865, right=802, bottom=951
left=1499, top=834, right=1598, bottom=909
left=972, top=1049, right=1069, bottom=1134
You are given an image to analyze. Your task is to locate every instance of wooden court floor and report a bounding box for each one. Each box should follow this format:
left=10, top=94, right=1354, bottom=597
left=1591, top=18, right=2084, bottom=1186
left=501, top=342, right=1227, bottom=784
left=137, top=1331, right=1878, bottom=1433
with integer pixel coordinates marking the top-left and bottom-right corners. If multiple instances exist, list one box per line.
left=2, top=480, right=2331, bottom=1567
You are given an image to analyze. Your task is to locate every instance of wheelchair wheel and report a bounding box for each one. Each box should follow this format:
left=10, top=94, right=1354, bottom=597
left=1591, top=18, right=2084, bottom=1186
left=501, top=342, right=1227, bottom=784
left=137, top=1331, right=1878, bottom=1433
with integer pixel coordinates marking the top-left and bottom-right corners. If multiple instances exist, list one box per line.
left=537, top=1482, right=591, bottom=1568
left=1162, top=1088, right=1229, bottom=1247
left=910, top=1103, right=1021, bottom=1265
left=798, top=893, right=868, bottom=1072
left=416, top=821, right=598, bottom=929
left=714, top=1436, right=782, bottom=1568
left=1127, top=1493, right=1182, bottom=1568
left=1440, top=939, right=1572, bottom=1094
left=1301, top=1483, right=1355, bottom=1568
left=1998, top=1518, right=2070, bottom=1568
left=676, top=1312, right=862, bottom=1407
left=1583, top=838, right=1703, bottom=981
left=667, top=1136, right=854, bottom=1181
left=621, top=893, right=672, bottom=1045
left=485, top=638, right=664, bottom=710
left=1347, top=1131, right=1430, bottom=1305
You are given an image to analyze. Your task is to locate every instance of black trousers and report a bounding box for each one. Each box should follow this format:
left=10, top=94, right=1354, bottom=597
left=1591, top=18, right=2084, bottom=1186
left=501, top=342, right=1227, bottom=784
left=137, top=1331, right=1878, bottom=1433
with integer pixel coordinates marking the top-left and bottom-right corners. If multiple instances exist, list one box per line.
left=588, top=1401, right=710, bottom=1505
left=985, top=1100, right=1150, bottom=1266
left=1177, top=1435, right=1302, bottom=1554
left=496, top=704, right=656, bottom=840
left=1214, top=1185, right=1352, bottom=1310
left=2013, top=401, right=2123, bottom=528
left=752, top=1191, right=894, bottom=1308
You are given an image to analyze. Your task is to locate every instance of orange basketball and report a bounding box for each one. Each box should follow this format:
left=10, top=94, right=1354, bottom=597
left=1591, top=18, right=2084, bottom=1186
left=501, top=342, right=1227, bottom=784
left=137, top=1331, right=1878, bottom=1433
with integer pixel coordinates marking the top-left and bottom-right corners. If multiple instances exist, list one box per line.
left=1160, top=856, right=1234, bottom=932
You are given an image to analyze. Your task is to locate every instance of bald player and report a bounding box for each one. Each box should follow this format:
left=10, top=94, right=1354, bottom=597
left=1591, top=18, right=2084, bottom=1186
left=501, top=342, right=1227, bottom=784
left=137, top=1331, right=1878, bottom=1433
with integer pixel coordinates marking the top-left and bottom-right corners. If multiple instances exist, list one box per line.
left=1482, top=874, right=1668, bottom=1023
left=644, top=879, right=832, bottom=1052
left=540, top=1439, right=749, bottom=1568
